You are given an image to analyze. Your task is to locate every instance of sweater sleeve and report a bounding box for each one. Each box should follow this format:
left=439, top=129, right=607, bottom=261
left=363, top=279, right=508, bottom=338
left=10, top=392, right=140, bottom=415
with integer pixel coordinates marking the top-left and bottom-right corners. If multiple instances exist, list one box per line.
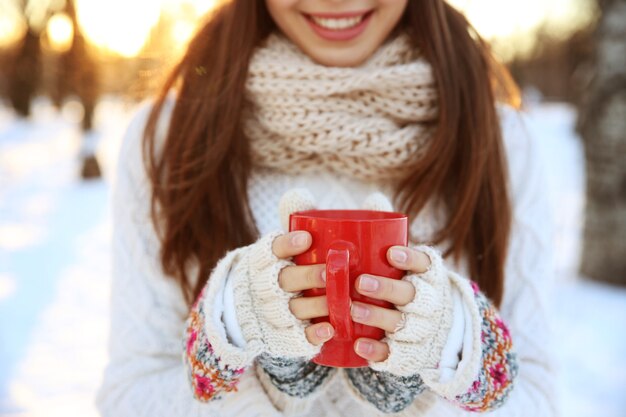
left=475, top=107, right=558, bottom=417
left=184, top=247, right=258, bottom=402
left=96, top=102, right=281, bottom=417
left=411, top=107, right=558, bottom=416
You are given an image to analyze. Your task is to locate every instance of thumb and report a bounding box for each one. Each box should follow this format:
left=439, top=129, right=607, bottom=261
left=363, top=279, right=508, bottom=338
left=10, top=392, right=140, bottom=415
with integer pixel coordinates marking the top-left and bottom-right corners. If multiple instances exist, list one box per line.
left=279, top=188, right=317, bottom=232
left=361, top=192, right=394, bottom=212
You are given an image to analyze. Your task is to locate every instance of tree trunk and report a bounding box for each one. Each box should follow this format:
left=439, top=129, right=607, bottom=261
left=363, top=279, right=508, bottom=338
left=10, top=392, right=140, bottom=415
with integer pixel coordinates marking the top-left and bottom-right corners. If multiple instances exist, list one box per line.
left=62, top=0, right=102, bottom=179
left=7, top=29, right=41, bottom=117
left=577, top=0, right=626, bottom=284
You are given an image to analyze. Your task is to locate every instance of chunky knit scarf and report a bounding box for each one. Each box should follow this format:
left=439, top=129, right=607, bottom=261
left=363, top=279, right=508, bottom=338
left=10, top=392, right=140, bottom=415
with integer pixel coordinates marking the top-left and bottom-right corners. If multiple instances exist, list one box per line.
left=243, top=31, right=439, bottom=182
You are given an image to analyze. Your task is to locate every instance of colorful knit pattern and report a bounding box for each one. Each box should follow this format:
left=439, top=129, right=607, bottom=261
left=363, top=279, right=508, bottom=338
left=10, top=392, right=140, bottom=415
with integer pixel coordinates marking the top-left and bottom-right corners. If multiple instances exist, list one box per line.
left=183, top=288, right=246, bottom=402
left=453, top=281, right=518, bottom=411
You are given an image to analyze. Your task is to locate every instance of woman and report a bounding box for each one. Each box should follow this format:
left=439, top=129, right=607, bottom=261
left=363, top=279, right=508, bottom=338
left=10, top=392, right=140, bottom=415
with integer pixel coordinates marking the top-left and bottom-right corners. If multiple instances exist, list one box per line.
left=96, top=1, right=557, bottom=416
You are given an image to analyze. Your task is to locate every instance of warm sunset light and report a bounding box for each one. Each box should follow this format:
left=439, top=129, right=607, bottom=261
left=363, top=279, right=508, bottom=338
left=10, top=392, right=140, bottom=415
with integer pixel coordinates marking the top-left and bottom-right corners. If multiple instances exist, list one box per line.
left=0, top=4, right=27, bottom=48
left=168, top=0, right=218, bottom=15
left=0, top=0, right=597, bottom=60
left=69, top=0, right=220, bottom=57
left=74, top=0, right=162, bottom=58
left=449, top=0, right=597, bottom=59
left=46, top=12, right=73, bottom=53
left=171, top=20, right=196, bottom=49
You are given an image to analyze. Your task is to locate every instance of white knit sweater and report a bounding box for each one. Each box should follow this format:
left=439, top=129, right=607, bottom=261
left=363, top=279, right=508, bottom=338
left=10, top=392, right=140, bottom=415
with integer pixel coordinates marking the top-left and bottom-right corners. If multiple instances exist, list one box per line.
left=96, top=99, right=558, bottom=417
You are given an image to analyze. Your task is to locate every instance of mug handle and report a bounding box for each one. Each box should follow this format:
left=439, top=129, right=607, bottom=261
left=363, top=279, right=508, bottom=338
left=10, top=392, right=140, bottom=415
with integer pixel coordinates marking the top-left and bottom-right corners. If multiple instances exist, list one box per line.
left=326, top=247, right=354, bottom=340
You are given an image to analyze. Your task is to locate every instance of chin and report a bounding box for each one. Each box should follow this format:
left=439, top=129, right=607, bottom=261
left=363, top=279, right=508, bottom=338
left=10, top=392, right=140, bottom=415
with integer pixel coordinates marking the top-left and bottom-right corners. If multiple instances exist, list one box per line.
left=304, top=45, right=373, bottom=68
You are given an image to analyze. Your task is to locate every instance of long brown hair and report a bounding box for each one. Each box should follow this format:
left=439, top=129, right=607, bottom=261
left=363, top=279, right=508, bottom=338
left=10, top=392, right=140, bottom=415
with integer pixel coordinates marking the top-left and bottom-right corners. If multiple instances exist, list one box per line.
left=143, top=0, right=518, bottom=307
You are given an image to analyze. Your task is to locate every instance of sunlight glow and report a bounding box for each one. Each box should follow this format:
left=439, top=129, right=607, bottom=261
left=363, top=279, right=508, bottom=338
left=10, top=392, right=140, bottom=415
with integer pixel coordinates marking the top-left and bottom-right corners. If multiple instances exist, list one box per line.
left=0, top=0, right=597, bottom=60
left=74, top=0, right=162, bottom=57
left=171, top=20, right=196, bottom=49
left=46, top=12, right=74, bottom=53
left=163, top=0, right=219, bottom=16
left=0, top=4, right=27, bottom=48
left=448, top=0, right=597, bottom=59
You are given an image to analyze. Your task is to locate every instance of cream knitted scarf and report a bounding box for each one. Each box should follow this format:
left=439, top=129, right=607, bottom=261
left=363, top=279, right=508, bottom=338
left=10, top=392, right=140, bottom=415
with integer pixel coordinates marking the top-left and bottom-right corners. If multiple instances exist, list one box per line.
left=244, top=31, right=438, bottom=182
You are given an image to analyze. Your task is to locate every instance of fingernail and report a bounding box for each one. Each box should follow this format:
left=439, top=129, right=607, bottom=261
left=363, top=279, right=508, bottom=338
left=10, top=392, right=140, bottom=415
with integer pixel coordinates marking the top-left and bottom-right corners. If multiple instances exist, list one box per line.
left=321, top=270, right=326, bottom=282
left=316, top=325, right=332, bottom=339
left=291, top=232, right=308, bottom=247
left=359, top=275, right=379, bottom=292
left=356, top=340, right=373, bottom=355
left=390, top=247, right=408, bottom=264
left=351, top=304, right=369, bottom=320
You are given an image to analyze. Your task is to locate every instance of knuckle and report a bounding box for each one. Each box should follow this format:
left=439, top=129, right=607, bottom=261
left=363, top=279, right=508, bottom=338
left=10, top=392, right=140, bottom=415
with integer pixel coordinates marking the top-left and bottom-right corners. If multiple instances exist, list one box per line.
left=371, top=306, right=384, bottom=323
left=415, top=250, right=430, bottom=272
left=307, top=265, right=323, bottom=287
left=318, top=297, right=329, bottom=315
left=382, top=278, right=395, bottom=299
left=306, top=267, right=317, bottom=286
left=310, top=296, right=328, bottom=318
left=407, top=248, right=420, bottom=269
left=373, top=307, right=393, bottom=330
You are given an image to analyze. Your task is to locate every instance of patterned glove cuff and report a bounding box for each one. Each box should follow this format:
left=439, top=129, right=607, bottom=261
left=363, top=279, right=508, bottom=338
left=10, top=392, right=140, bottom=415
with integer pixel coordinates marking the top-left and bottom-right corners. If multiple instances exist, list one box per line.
left=233, top=231, right=321, bottom=360
left=184, top=247, right=252, bottom=402
left=369, top=245, right=453, bottom=377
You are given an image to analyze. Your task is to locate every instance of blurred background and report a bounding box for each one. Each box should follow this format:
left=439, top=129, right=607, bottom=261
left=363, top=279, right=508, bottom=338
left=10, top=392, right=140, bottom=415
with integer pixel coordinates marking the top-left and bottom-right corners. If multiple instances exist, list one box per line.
left=0, top=0, right=624, bottom=416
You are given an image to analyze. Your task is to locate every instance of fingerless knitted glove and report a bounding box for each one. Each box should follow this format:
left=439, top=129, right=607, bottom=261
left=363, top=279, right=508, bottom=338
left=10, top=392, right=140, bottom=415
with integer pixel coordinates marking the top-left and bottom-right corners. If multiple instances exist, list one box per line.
left=184, top=188, right=324, bottom=403
left=368, top=244, right=455, bottom=377
left=367, top=243, right=518, bottom=411
left=231, top=231, right=322, bottom=360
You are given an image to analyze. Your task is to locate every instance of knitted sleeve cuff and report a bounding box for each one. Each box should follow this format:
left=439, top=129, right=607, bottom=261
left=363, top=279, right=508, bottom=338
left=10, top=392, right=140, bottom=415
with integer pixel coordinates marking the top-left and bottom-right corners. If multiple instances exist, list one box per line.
left=232, top=231, right=321, bottom=360
left=437, top=280, right=519, bottom=412
left=369, top=245, right=453, bottom=377
left=344, top=367, right=426, bottom=414
left=255, top=355, right=336, bottom=416
left=183, top=248, right=252, bottom=402
left=403, top=266, right=519, bottom=411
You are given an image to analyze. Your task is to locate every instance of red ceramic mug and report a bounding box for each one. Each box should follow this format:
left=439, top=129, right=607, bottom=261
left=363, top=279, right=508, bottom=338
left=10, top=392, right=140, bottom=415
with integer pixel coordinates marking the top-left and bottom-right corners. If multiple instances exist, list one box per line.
left=289, top=209, right=408, bottom=368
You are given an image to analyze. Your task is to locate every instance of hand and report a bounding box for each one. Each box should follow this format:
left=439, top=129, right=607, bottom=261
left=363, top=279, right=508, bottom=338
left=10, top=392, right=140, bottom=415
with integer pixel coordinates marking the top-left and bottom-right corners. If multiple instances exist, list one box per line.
left=272, top=231, right=335, bottom=346
left=351, top=246, right=432, bottom=362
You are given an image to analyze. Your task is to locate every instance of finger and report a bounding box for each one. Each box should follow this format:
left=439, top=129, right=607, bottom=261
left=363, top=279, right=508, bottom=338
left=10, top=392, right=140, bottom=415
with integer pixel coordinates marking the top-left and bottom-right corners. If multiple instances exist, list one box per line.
left=279, top=264, right=326, bottom=292
left=350, top=301, right=404, bottom=333
left=387, top=246, right=431, bottom=273
left=355, top=274, right=416, bottom=306
left=272, top=231, right=312, bottom=259
left=354, top=338, right=390, bottom=362
left=289, top=296, right=328, bottom=320
left=304, top=322, right=334, bottom=345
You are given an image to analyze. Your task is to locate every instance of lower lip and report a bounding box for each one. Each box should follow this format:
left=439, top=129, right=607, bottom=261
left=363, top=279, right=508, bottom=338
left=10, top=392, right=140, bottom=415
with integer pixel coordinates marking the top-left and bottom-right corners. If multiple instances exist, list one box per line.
left=304, top=12, right=373, bottom=42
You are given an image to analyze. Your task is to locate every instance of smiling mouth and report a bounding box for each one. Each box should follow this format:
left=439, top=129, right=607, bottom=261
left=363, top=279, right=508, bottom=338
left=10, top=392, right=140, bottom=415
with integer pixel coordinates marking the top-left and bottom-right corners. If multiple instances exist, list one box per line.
left=303, top=10, right=374, bottom=31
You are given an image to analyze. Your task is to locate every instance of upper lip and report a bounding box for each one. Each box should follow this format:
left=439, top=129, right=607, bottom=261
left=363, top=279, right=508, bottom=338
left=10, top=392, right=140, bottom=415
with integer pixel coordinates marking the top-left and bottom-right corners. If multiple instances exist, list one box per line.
left=304, top=9, right=373, bottom=19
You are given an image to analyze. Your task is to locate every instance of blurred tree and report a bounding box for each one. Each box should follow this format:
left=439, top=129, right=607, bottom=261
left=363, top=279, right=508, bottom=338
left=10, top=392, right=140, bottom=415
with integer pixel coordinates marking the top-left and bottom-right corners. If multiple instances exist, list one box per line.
left=6, top=0, right=42, bottom=117
left=577, top=0, right=626, bottom=284
left=57, top=0, right=99, bottom=131
left=49, top=0, right=101, bottom=178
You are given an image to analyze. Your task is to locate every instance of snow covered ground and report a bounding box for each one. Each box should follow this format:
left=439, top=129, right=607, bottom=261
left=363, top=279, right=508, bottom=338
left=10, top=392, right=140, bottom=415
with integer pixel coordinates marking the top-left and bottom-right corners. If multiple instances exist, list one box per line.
left=0, top=97, right=625, bottom=417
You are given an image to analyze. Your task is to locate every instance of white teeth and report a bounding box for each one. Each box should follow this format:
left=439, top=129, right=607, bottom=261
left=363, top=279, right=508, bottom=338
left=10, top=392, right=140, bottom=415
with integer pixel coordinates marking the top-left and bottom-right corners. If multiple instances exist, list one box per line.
left=310, top=15, right=365, bottom=30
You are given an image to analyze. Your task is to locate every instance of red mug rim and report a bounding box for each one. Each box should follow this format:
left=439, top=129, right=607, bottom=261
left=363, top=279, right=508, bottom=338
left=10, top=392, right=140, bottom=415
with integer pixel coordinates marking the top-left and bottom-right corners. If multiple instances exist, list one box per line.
left=291, top=209, right=407, bottom=222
